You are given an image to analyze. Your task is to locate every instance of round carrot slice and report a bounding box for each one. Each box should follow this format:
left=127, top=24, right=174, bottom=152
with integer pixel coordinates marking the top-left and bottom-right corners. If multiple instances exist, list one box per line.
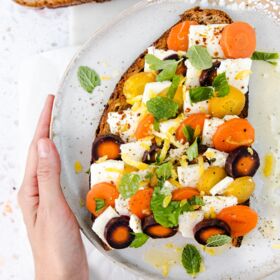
left=167, top=20, right=198, bottom=51
left=220, top=22, right=256, bottom=58
left=172, top=187, right=200, bottom=201
left=217, top=205, right=258, bottom=237
left=176, top=113, right=208, bottom=143
left=213, top=118, right=255, bottom=152
left=129, top=188, right=154, bottom=219
left=135, top=114, right=154, bottom=140
left=86, top=182, right=119, bottom=217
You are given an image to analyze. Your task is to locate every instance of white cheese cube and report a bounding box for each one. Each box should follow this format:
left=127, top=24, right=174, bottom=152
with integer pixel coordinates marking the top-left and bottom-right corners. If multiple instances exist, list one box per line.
left=144, top=46, right=178, bottom=72
left=159, top=118, right=180, bottom=136
left=115, top=195, right=131, bottom=216
left=183, top=89, right=209, bottom=115
left=223, top=115, right=239, bottom=121
left=203, top=148, right=228, bottom=168
left=217, top=58, right=252, bottom=94
left=202, top=117, right=224, bottom=146
left=210, top=176, right=234, bottom=196
left=92, top=206, right=119, bottom=247
left=179, top=211, right=204, bottom=238
left=188, top=24, right=227, bottom=58
left=167, top=145, right=189, bottom=161
left=160, top=181, right=177, bottom=196
left=129, top=214, right=142, bottom=233
left=177, top=163, right=209, bottom=187
left=90, top=160, right=124, bottom=186
left=202, top=195, right=238, bottom=213
left=185, top=60, right=201, bottom=88
left=120, top=139, right=152, bottom=162
left=107, top=109, right=140, bottom=142
left=142, top=81, right=171, bottom=104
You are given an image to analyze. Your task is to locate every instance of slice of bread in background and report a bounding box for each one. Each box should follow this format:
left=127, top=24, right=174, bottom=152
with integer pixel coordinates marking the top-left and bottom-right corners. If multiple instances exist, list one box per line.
left=15, top=0, right=109, bottom=9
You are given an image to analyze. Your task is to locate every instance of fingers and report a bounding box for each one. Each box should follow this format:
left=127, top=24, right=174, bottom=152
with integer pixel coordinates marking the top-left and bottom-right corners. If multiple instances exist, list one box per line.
left=36, top=138, right=63, bottom=206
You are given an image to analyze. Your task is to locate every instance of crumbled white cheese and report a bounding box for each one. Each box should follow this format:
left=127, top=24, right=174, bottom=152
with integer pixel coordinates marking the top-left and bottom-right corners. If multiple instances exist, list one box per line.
left=90, top=160, right=124, bottom=186
left=107, top=109, right=140, bottom=142
left=160, top=181, right=177, bottom=196
left=115, top=195, right=131, bottom=216
left=179, top=211, right=204, bottom=238
left=203, top=148, right=228, bottom=168
left=120, top=139, right=152, bottom=162
left=210, top=176, right=234, bottom=196
left=185, top=60, right=201, bottom=88
left=202, top=195, right=238, bottom=213
left=167, top=145, right=189, bottom=161
left=202, top=117, right=224, bottom=146
left=92, top=206, right=119, bottom=247
left=188, top=24, right=227, bottom=58
left=129, top=214, right=142, bottom=233
left=142, top=81, right=171, bottom=104
left=159, top=118, right=180, bottom=136
left=177, top=163, right=209, bottom=187
left=183, top=89, right=209, bottom=115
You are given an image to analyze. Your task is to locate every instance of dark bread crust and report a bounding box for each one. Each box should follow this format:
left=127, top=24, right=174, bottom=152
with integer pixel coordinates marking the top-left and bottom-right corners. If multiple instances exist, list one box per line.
left=94, top=7, right=248, bottom=248
left=15, top=0, right=109, bottom=8
left=96, top=7, right=234, bottom=136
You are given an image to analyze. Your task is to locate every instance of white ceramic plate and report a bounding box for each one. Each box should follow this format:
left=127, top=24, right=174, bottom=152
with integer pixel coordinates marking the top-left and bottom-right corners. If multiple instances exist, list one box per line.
left=52, top=1, right=280, bottom=279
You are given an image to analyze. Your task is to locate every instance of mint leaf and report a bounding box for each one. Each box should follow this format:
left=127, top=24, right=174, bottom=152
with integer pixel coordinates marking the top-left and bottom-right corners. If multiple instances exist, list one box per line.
left=180, top=196, right=204, bottom=213
left=130, top=233, right=149, bottom=248
left=167, top=75, right=180, bottom=99
left=189, top=86, right=214, bottom=104
left=119, top=174, right=140, bottom=199
left=181, top=244, right=202, bottom=276
left=156, top=162, right=172, bottom=180
left=157, top=63, right=178, bottom=82
left=153, top=120, right=160, bottom=131
left=186, top=46, right=212, bottom=70
left=151, top=187, right=181, bottom=227
left=78, top=66, right=100, bottom=93
left=252, top=51, right=279, bottom=65
left=94, top=198, right=105, bottom=212
left=206, top=234, right=231, bottom=247
left=188, top=196, right=204, bottom=206
left=147, top=96, right=178, bottom=120
left=182, top=125, right=194, bottom=142
left=213, top=72, right=230, bottom=97
left=186, top=138, right=198, bottom=161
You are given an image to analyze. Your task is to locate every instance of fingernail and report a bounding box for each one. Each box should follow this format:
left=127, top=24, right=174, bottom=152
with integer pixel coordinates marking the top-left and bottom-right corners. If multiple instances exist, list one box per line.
left=38, top=139, right=50, bottom=158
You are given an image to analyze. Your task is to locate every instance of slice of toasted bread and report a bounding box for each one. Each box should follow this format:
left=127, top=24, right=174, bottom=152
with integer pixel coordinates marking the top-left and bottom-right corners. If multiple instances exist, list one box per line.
left=15, top=0, right=109, bottom=9
left=94, top=7, right=247, bottom=248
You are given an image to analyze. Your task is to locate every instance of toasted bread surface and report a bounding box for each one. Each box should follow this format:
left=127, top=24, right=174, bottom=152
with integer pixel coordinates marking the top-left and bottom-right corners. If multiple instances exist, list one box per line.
left=15, top=0, right=109, bottom=8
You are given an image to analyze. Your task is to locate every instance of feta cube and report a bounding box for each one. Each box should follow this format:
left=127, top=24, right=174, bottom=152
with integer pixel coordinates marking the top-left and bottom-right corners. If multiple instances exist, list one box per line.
left=210, top=176, right=234, bottom=196
left=202, top=117, right=224, bottom=146
left=183, top=89, right=209, bottom=115
left=178, top=211, right=204, bottom=238
left=115, top=195, right=131, bottom=216
left=129, top=214, right=142, bottom=233
left=202, top=196, right=238, bottom=213
left=142, top=81, right=171, bottom=104
left=203, top=148, right=228, bottom=168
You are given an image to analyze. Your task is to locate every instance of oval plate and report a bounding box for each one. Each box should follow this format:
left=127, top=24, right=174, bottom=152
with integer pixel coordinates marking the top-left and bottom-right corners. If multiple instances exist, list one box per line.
left=52, top=0, right=280, bottom=279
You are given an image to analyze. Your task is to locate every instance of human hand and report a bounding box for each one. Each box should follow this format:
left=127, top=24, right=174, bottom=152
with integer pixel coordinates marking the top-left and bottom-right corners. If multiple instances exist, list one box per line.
left=18, top=95, right=89, bottom=280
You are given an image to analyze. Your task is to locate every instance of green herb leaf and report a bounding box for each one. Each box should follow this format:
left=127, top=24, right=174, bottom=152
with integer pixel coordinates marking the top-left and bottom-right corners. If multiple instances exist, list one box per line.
left=186, top=138, right=198, bottom=161
left=78, top=66, right=101, bottom=93
left=251, top=51, right=279, bottom=65
left=189, top=86, right=214, bottom=104
left=147, top=96, right=179, bottom=120
left=156, top=162, right=172, bottom=180
left=130, top=233, right=149, bottom=248
left=94, top=198, right=105, bottom=212
left=167, top=75, right=181, bottom=99
left=213, top=72, right=230, bottom=97
left=153, top=120, right=160, bottom=131
left=145, top=54, right=181, bottom=81
left=119, top=173, right=141, bottom=199
left=181, top=244, right=202, bottom=276
left=182, top=125, right=194, bottom=142
left=151, top=187, right=181, bottom=227
left=145, top=172, right=153, bottom=180
left=188, top=196, right=204, bottom=206
left=206, top=234, right=232, bottom=247
left=180, top=196, right=204, bottom=213
left=186, top=46, right=213, bottom=70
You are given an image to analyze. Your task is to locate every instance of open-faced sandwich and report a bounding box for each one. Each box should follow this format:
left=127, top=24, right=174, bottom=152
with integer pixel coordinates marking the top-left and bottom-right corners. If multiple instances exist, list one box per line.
left=80, top=6, right=279, bottom=276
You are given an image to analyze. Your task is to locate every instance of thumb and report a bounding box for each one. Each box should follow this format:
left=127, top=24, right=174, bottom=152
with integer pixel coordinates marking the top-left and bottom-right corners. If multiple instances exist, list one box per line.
left=37, top=138, right=63, bottom=205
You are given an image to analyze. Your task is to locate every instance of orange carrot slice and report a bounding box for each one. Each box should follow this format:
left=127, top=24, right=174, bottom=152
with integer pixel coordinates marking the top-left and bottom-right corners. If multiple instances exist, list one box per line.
left=135, top=114, right=154, bottom=140
left=172, top=187, right=200, bottom=201
left=167, top=21, right=198, bottom=51
left=220, top=22, right=256, bottom=58
left=97, top=141, right=121, bottom=160
left=176, top=113, right=208, bottom=143
left=213, top=118, right=255, bottom=152
left=217, top=205, right=258, bottom=237
left=129, top=188, right=153, bottom=219
left=86, top=182, right=119, bottom=217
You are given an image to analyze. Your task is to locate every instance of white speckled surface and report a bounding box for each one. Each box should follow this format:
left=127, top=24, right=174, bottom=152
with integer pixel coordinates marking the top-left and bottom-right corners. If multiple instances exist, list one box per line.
left=0, top=0, right=279, bottom=279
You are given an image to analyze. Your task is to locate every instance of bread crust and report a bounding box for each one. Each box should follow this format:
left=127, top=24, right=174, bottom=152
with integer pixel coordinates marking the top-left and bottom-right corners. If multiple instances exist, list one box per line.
left=15, top=0, right=109, bottom=9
